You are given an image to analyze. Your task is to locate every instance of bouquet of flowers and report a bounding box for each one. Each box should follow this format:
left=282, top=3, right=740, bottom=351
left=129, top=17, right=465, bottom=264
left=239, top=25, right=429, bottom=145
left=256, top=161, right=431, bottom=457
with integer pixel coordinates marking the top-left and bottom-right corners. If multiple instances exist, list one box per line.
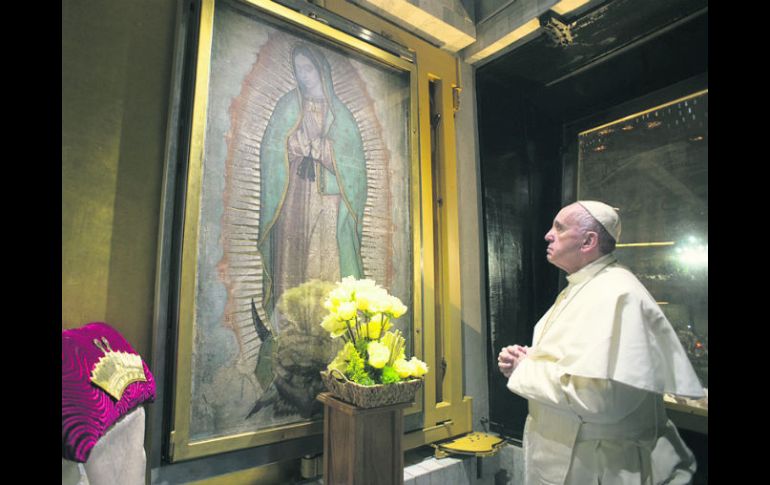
left=321, top=277, right=428, bottom=386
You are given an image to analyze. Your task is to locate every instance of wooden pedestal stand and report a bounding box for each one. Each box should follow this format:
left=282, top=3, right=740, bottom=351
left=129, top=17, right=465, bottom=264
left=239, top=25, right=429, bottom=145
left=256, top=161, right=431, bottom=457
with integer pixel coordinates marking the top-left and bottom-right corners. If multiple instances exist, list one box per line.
left=317, top=392, right=411, bottom=485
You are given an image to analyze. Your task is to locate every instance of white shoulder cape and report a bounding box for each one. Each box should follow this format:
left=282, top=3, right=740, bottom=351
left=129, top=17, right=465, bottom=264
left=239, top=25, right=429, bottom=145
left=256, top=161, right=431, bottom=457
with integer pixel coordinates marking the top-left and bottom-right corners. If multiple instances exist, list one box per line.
left=531, top=260, right=705, bottom=399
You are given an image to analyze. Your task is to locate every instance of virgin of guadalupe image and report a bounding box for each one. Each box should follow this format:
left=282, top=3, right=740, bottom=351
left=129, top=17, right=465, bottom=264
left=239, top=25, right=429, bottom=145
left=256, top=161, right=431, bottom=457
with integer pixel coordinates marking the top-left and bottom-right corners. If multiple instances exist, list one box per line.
left=191, top=1, right=413, bottom=439
left=245, top=44, right=368, bottom=419
left=258, top=44, right=367, bottom=324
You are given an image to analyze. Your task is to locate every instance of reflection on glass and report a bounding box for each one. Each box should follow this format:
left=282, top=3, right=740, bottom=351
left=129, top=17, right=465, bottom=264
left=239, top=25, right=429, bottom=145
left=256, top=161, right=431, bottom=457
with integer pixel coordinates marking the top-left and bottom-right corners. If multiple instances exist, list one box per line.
left=578, top=90, right=708, bottom=410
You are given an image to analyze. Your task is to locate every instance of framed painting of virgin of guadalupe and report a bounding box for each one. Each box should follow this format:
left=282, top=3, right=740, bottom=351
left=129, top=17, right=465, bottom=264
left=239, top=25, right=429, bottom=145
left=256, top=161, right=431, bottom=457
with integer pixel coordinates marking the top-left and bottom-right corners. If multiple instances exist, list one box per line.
left=169, top=0, right=419, bottom=460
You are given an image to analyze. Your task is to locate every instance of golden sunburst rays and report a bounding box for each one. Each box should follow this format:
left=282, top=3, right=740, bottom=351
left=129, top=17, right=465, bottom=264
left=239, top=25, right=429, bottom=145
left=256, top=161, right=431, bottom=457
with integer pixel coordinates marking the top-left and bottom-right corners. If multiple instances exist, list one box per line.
left=219, top=32, right=394, bottom=366
left=220, top=33, right=297, bottom=364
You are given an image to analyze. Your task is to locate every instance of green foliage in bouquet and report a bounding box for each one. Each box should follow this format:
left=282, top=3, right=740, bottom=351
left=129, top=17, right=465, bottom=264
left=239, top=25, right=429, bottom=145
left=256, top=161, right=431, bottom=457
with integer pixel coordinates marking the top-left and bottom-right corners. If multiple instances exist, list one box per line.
left=321, top=277, right=428, bottom=386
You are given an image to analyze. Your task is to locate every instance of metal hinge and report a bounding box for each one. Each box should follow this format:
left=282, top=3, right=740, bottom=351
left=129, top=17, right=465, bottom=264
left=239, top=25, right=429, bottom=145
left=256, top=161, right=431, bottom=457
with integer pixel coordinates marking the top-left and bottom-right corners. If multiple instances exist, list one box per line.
left=169, top=430, right=176, bottom=460
left=452, top=86, right=462, bottom=112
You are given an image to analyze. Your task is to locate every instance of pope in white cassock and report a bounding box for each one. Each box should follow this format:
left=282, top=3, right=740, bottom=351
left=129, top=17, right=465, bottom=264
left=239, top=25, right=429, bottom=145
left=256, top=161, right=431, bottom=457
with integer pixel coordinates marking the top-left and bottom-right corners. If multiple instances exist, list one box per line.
left=498, top=200, right=705, bottom=485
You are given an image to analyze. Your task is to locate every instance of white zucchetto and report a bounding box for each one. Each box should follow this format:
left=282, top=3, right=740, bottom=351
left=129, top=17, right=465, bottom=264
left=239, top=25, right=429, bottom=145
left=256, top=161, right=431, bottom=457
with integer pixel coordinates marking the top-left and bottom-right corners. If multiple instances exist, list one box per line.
left=577, top=200, right=621, bottom=242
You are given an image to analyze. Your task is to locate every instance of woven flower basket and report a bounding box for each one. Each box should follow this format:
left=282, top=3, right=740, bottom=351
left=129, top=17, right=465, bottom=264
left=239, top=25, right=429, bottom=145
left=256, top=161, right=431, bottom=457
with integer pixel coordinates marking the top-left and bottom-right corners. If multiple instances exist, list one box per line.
left=320, top=369, right=423, bottom=408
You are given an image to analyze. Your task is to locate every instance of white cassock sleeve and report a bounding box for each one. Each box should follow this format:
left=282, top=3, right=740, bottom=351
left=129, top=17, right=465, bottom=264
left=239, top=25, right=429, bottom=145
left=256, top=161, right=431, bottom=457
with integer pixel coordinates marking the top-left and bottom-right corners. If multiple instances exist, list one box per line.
left=508, top=358, right=649, bottom=423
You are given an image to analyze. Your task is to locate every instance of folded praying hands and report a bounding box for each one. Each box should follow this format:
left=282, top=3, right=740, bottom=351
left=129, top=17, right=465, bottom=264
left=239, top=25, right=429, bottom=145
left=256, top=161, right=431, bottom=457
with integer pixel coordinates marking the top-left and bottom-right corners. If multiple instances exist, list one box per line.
left=498, top=344, right=529, bottom=378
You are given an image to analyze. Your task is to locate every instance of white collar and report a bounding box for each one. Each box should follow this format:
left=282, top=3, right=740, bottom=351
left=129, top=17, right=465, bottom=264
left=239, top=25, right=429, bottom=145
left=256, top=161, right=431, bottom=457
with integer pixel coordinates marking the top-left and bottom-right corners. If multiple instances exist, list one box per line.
left=566, top=253, right=617, bottom=285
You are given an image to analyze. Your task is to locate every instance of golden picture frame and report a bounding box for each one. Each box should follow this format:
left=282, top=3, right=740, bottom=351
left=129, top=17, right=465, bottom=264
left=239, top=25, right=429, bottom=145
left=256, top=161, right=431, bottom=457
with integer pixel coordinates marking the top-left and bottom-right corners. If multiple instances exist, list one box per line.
left=169, top=0, right=424, bottom=461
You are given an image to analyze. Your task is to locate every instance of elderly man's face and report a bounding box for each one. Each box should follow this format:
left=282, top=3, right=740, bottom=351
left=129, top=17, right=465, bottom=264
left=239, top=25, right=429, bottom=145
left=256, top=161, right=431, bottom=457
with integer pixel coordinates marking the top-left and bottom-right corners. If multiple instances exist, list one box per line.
left=544, top=204, right=587, bottom=274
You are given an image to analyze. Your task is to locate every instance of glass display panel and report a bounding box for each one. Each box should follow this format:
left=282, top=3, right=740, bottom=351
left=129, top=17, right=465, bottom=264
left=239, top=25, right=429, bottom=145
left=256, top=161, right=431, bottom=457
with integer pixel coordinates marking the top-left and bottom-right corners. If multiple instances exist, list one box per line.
left=577, top=90, right=708, bottom=412
left=193, top=0, right=412, bottom=441
left=170, top=0, right=417, bottom=460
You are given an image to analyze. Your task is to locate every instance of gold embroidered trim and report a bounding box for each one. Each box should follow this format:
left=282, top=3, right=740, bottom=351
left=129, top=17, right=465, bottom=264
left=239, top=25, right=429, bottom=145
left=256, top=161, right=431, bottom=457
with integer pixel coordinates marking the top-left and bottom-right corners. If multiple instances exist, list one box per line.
left=89, top=337, right=147, bottom=401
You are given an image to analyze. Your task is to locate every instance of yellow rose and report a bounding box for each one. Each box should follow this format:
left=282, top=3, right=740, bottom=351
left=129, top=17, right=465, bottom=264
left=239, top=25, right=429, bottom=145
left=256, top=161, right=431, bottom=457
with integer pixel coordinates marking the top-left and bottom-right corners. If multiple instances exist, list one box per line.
left=323, top=298, right=334, bottom=312
left=321, top=314, right=347, bottom=338
left=367, top=341, right=390, bottom=369
left=336, top=301, right=357, bottom=321
left=362, top=320, right=379, bottom=339
left=358, top=287, right=389, bottom=313
left=388, top=295, right=408, bottom=318
left=409, top=357, right=428, bottom=377
left=326, top=286, right=353, bottom=312
left=341, top=276, right=371, bottom=295
left=393, top=358, right=413, bottom=378
left=355, top=289, right=375, bottom=313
